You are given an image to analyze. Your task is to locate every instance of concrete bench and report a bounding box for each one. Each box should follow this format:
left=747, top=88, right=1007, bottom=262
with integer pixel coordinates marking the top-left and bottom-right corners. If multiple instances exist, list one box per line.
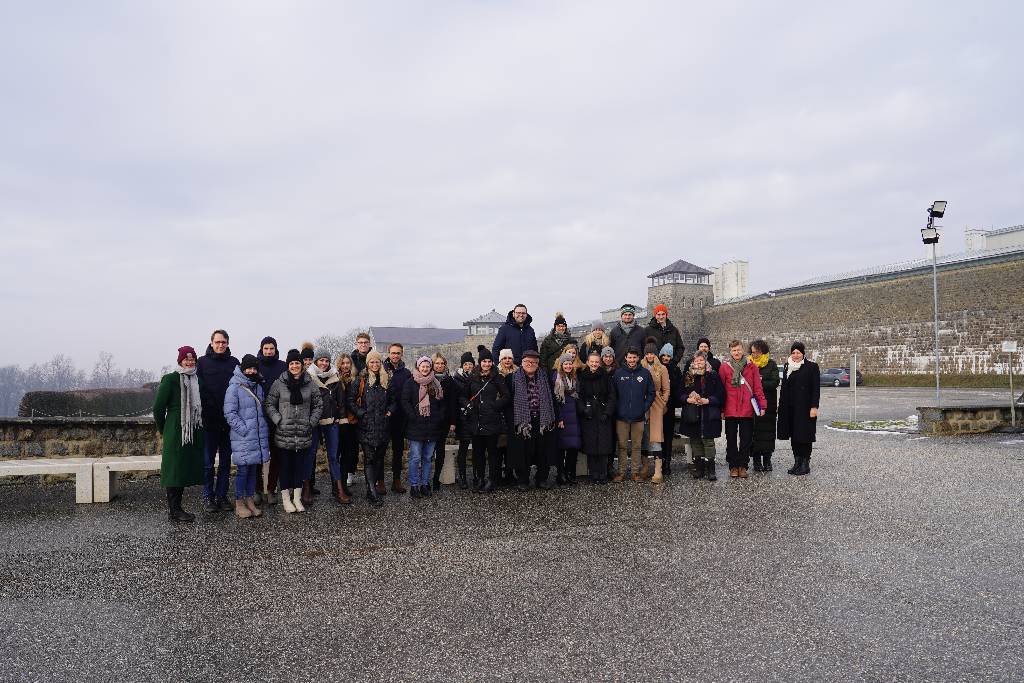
left=92, top=456, right=161, bottom=503
left=0, top=458, right=95, bottom=503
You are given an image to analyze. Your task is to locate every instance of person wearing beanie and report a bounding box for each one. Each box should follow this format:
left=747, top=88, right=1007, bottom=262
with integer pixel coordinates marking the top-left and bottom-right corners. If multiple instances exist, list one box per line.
left=641, top=339, right=671, bottom=483
left=552, top=352, right=582, bottom=485
left=477, top=344, right=494, bottom=364
left=460, top=347, right=510, bottom=493
left=265, top=349, right=323, bottom=513
left=401, top=356, right=447, bottom=499
left=778, top=341, right=820, bottom=476
left=152, top=346, right=205, bottom=522
left=506, top=349, right=559, bottom=490
left=300, top=342, right=315, bottom=370
left=450, top=350, right=476, bottom=489
left=491, top=304, right=539, bottom=365
left=659, top=343, right=683, bottom=477
left=224, top=355, right=270, bottom=519
left=383, top=343, right=412, bottom=494
left=346, top=349, right=395, bottom=505
left=645, top=304, right=685, bottom=368
left=691, top=338, right=721, bottom=374
left=598, top=345, right=620, bottom=479
left=749, top=340, right=780, bottom=473
left=580, top=322, right=610, bottom=362
left=608, top=304, right=646, bottom=364
left=306, top=347, right=347, bottom=506
left=254, top=336, right=287, bottom=505
left=539, top=312, right=577, bottom=371
left=719, top=340, right=767, bottom=479
left=196, top=329, right=239, bottom=513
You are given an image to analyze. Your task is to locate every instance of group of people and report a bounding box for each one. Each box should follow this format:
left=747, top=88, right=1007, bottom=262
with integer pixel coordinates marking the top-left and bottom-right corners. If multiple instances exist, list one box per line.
left=152, top=303, right=821, bottom=522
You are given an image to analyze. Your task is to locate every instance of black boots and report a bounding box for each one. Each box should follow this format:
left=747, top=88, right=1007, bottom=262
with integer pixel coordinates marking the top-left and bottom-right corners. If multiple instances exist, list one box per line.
left=663, top=452, right=672, bottom=477
left=431, top=468, right=442, bottom=491
left=166, top=488, right=194, bottom=522
left=704, top=459, right=717, bottom=481
left=788, top=456, right=811, bottom=475
left=763, top=454, right=773, bottom=471
left=692, top=459, right=704, bottom=480
left=752, top=454, right=763, bottom=472
left=456, top=468, right=469, bottom=490
left=364, top=464, right=383, bottom=506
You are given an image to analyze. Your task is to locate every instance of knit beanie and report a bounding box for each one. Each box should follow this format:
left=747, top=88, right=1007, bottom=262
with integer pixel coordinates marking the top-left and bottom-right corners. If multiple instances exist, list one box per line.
left=177, top=346, right=197, bottom=365
left=620, top=303, right=636, bottom=315
left=653, top=303, right=668, bottom=316
left=499, top=349, right=514, bottom=361
left=644, top=336, right=659, bottom=356
left=240, top=354, right=259, bottom=372
left=314, top=348, right=331, bottom=362
left=600, top=346, right=615, bottom=359
left=591, top=321, right=605, bottom=332
left=659, top=343, right=673, bottom=358
left=416, top=355, right=432, bottom=369
left=558, top=353, right=574, bottom=368
left=554, top=312, right=567, bottom=328
left=697, top=337, right=712, bottom=348
left=791, top=341, right=807, bottom=355
left=460, top=351, right=475, bottom=366
left=477, top=344, right=493, bottom=363
left=300, top=343, right=315, bottom=361
left=285, top=349, right=302, bottom=364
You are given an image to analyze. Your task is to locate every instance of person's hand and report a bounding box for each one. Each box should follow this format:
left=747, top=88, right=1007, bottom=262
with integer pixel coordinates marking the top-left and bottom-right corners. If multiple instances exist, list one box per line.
left=810, top=407, right=818, bottom=419
left=386, top=411, right=391, bottom=418
left=701, top=398, right=710, bottom=406
left=449, top=424, right=456, bottom=432
left=558, top=420, right=565, bottom=429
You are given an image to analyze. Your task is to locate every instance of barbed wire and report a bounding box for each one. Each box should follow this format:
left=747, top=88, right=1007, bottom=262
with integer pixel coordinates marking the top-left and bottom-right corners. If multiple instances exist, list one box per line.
left=25, top=407, right=153, bottom=419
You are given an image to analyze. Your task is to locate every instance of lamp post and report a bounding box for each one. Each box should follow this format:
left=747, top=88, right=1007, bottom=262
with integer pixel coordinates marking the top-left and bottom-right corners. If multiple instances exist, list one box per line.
left=921, top=200, right=946, bottom=406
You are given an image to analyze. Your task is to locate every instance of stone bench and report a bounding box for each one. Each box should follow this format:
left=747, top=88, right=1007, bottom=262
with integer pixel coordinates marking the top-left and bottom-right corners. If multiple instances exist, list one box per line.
left=92, top=455, right=161, bottom=503
left=0, top=457, right=95, bottom=503
left=918, top=404, right=1023, bottom=435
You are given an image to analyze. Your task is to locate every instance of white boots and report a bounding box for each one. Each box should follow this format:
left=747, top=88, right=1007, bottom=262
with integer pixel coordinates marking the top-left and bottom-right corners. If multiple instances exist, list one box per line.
left=291, top=488, right=305, bottom=513
left=280, top=489, right=297, bottom=513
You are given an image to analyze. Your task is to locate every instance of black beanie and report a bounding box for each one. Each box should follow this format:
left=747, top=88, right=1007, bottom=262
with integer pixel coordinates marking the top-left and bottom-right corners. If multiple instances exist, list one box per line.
left=697, top=337, right=711, bottom=348
left=644, top=336, right=658, bottom=356
left=477, top=344, right=493, bottom=363
left=300, top=345, right=315, bottom=360
left=460, top=351, right=475, bottom=366
left=791, top=341, right=806, bottom=355
left=260, top=336, right=278, bottom=350
left=240, top=354, right=259, bottom=372
left=554, top=312, right=567, bottom=328
left=286, top=349, right=302, bottom=364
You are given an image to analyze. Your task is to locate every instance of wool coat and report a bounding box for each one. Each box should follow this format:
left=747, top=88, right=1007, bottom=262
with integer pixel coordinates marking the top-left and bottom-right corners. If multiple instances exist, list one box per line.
left=576, top=367, right=617, bottom=456
left=679, top=369, right=725, bottom=439
left=401, top=374, right=449, bottom=442
left=460, top=368, right=510, bottom=437
left=644, top=317, right=685, bottom=366
left=641, top=358, right=671, bottom=442
left=223, top=366, right=271, bottom=467
left=777, top=361, right=821, bottom=443
left=152, top=371, right=205, bottom=487
left=552, top=371, right=582, bottom=450
left=540, top=332, right=577, bottom=371
left=752, top=359, right=780, bottom=453
left=265, top=371, right=324, bottom=451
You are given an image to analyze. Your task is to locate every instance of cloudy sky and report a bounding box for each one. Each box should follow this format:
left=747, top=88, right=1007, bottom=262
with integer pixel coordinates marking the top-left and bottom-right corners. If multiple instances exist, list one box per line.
left=2, top=1, right=1021, bottom=370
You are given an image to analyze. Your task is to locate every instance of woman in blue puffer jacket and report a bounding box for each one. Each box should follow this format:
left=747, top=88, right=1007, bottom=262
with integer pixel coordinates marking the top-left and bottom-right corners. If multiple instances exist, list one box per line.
left=224, top=355, right=271, bottom=519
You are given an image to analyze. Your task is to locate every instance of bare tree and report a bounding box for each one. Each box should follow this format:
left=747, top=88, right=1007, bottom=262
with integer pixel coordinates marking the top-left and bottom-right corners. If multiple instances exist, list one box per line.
left=313, top=327, right=365, bottom=361
left=91, top=351, right=119, bottom=388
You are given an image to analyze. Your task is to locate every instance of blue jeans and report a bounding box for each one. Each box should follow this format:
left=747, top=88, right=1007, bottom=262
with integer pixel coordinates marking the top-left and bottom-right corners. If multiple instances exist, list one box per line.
left=306, top=423, right=340, bottom=481
left=407, top=440, right=435, bottom=487
left=235, top=464, right=258, bottom=499
left=203, top=420, right=232, bottom=500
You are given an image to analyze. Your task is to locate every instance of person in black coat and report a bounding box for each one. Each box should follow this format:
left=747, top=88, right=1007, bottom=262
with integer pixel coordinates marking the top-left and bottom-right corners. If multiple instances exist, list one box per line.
left=401, top=356, right=448, bottom=498
left=777, top=342, right=820, bottom=475
left=196, top=329, right=240, bottom=512
left=431, top=353, right=459, bottom=492
left=255, top=336, right=287, bottom=504
left=383, top=344, right=412, bottom=494
left=608, top=304, right=647, bottom=364
left=490, top=304, right=539, bottom=365
left=576, top=350, right=618, bottom=484
left=450, top=351, right=476, bottom=489
left=749, top=339, right=780, bottom=472
left=460, top=346, right=510, bottom=493
left=645, top=304, right=685, bottom=367
left=679, top=352, right=725, bottom=480
left=346, top=350, right=397, bottom=505
left=660, top=344, right=683, bottom=476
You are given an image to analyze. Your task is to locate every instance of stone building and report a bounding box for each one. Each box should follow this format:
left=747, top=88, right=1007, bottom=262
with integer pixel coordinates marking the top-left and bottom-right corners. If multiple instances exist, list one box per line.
left=965, top=224, right=1024, bottom=252
left=710, top=260, right=749, bottom=301
left=462, top=309, right=505, bottom=351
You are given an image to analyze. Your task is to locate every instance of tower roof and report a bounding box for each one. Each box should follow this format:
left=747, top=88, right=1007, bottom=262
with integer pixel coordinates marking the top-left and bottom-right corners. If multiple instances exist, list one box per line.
left=648, top=259, right=712, bottom=278
left=462, top=309, right=505, bottom=326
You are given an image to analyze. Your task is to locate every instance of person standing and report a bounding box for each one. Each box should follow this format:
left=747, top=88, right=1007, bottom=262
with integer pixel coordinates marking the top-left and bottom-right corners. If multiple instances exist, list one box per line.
left=383, top=343, right=412, bottom=494
left=749, top=340, right=780, bottom=472
left=307, top=347, right=347, bottom=505
left=539, top=312, right=576, bottom=371
left=645, top=304, right=685, bottom=367
left=579, top=322, right=610, bottom=360
left=718, top=340, right=767, bottom=479
left=778, top=342, right=820, bottom=476
left=264, top=349, right=323, bottom=514
left=450, top=351, right=475, bottom=489
left=696, top=338, right=722, bottom=373
left=351, top=332, right=372, bottom=375
left=496, top=349, right=518, bottom=485
left=197, top=329, right=239, bottom=512
left=491, top=304, right=539, bottom=365
left=255, top=336, right=287, bottom=505
left=680, top=352, right=724, bottom=481
left=461, top=346, right=510, bottom=493
left=152, top=346, right=205, bottom=522
left=660, top=343, right=683, bottom=477
left=641, top=338, right=671, bottom=484
left=431, top=352, right=457, bottom=492
left=612, top=348, right=655, bottom=482
left=552, top=353, right=582, bottom=485
left=507, top=349, right=558, bottom=490
left=577, top=350, right=617, bottom=484
left=608, top=304, right=646, bottom=364
left=224, top=355, right=270, bottom=519
left=347, top=350, right=395, bottom=505
left=402, top=356, right=447, bottom=498
left=335, top=353, right=360, bottom=499
left=599, top=346, right=619, bottom=478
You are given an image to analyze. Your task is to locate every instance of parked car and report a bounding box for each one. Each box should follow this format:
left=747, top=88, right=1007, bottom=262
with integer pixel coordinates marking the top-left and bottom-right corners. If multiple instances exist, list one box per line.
left=820, top=367, right=864, bottom=387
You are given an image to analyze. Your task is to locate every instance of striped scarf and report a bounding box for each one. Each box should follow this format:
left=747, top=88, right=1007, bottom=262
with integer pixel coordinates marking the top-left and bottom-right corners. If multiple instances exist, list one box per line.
left=512, top=368, right=556, bottom=437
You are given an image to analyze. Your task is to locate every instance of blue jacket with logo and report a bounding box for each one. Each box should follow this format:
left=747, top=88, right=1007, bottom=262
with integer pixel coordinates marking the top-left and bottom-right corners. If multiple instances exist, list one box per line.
left=612, top=365, right=655, bottom=422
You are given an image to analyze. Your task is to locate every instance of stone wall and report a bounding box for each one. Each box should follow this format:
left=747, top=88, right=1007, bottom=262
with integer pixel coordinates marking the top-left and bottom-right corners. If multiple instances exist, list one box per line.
left=0, top=417, right=159, bottom=460
left=701, top=259, right=1024, bottom=374
left=917, top=405, right=1022, bottom=435
left=646, top=282, right=713, bottom=352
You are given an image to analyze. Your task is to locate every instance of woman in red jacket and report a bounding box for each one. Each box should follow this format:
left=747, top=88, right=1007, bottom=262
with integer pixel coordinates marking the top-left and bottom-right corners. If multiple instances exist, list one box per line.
left=718, top=340, right=767, bottom=479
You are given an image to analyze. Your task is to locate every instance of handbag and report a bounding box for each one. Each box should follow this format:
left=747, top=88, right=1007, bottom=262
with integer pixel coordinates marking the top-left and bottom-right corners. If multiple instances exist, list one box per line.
left=682, top=402, right=700, bottom=424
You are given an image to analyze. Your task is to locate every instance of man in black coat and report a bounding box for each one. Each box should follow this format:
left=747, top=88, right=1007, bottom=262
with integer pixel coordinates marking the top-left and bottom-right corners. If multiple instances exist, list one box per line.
left=645, top=304, right=685, bottom=367
left=255, top=336, right=287, bottom=502
left=351, top=332, right=372, bottom=374
left=197, top=329, right=239, bottom=512
left=491, top=304, right=539, bottom=365
left=608, top=304, right=646, bottom=364
left=383, top=343, right=412, bottom=493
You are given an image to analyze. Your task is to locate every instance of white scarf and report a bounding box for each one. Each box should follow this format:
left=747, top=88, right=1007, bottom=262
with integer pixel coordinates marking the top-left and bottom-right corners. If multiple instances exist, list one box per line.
left=307, top=363, right=339, bottom=389
left=176, top=365, right=203, bottom=446
left=787, top=357, right=804, bottom=374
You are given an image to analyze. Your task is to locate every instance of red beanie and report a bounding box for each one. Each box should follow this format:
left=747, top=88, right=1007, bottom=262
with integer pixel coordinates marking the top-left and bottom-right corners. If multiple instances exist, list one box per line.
left=177, top=346, right=197, bottom=365
left=653, top=304, right=668, bottom=316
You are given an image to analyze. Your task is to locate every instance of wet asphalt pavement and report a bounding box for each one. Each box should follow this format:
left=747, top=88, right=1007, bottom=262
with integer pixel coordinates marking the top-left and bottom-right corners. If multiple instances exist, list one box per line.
left=1, top=389, right=1022, bottom=682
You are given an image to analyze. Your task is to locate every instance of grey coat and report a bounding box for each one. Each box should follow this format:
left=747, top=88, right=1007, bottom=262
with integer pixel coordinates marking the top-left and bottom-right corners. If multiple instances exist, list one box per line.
left=265, top=371, right=323, bottom=451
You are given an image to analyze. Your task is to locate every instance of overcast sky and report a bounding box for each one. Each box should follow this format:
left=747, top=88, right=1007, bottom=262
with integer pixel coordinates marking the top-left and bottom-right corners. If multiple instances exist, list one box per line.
left=2, top=1, right=1021, bottom=371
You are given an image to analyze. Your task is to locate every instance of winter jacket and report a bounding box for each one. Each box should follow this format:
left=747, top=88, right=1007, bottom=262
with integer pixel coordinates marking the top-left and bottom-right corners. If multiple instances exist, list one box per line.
left=256, top=352, right=288, bottom=402
left=307, top=366, right=344, bottom=425
left=665, top=362, right=684, bottom=409
left=438, top=372, right=459, bottom=441
left=401, top=375, right=448, bottom=442
left=152, top=371, right=205, bottom=487
left=351, top=348, right=369, bottom=375
left=608, top=322, right=646, bottom=364
left=491, top=310, right=539, bottom=364
left=197, top=344, right=239, bottom=427
left=641, top=358, right=671, bottom=442
left=612, top=364, right=655, bottom=422
left=460, top=368, right=510, bottom=437
left=384, top=359, right=412, bottom=429
left=265, top=371, right=324, bottom=451
left=576, top=366, right=618, bottom=456
left=540, top=332, right=578, bottom=371
left=644, top=317, right=685, bottom=367
left=777, top=361, right=820, bottom=443
left=752, top=359, right=780, bottom=453
left=347, top=370, right=396, bottom=447
left=679, top=369, right=725, bottom=439
left=223, top=366, right=271, bottom=467
left=718, top=359, right=768, bottom=419
left=579, top=331, right=611, bottom=362
left=552, top=371, right=582, bottom=450
left=451, top=368, right=474, bottom=440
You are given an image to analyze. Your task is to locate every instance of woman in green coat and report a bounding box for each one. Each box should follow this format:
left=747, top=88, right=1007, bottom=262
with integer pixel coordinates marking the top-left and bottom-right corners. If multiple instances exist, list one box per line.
left=153, top=346, right=206, bottom=521
left=749, top=339, right=780, bottom=472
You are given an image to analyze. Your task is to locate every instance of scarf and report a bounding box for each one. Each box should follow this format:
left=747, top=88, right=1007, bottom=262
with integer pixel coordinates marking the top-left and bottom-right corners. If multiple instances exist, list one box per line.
left=512, top=369, right=556, bottom=437
left=618, top=320, right=636, bottom=335
left=750, top=354, right=769, bottom=369
left=787, top=358, right=804, bottom=374
left=285, top=372, right=305, bottom=405
left=176, top=365, right=203, bottom=446
left=413, top=370, right=442, bottom=417
left=553, top=370, right=578, bottom=403
left=307, top=363, right=339, bottom=389
left=726, top=358, right=747, bottom=387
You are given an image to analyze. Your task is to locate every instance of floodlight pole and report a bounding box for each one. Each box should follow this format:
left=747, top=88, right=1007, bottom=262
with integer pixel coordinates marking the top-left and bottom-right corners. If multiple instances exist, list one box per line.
left=927, top=210, right=941, bottom=407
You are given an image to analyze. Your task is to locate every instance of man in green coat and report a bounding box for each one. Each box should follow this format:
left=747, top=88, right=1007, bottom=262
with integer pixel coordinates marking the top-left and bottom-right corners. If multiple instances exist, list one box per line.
left=153, top=346, right=206, bottom=521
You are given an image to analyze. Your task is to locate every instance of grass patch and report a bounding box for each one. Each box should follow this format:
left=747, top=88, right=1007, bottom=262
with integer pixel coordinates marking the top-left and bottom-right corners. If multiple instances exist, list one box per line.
left=830, top=417, right=918, bottom=432
left=862, top=373, right=1019, bottom=389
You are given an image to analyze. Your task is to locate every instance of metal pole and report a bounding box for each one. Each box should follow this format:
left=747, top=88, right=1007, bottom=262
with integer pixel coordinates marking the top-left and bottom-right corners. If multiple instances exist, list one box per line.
left=1010, top=353, right=1017, bottom=428
left=852, top=352, right=858, bottom=423
left=931, top=241, right=941, bottom=407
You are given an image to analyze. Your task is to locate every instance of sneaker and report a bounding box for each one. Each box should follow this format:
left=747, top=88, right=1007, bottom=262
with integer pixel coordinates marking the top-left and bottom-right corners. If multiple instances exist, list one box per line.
left=346, top=473, right=357, bottom=486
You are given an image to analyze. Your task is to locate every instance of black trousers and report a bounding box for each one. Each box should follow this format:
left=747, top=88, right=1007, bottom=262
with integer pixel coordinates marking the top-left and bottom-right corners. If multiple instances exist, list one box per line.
left=338, top=423, right=359, bottom=475
left=279, top=448, right=305, bottom=490
left=362, top=442, right=387, bottom=478
left=724, top=417, right=754, bottom=468
left=793, top=441, right=813, bottom=459
left=472, top=434, right=501, bottom=482
left=389, top=426, right=405, bottom=481
left=560, top=448, right=578, bottom=476
left=587, top=454, right=608, bottom=482
left=456, top=438, right=471, bottom=477
left=662, top=410, right=676, bottom=468
left=508, top=419, right=556, bottom=484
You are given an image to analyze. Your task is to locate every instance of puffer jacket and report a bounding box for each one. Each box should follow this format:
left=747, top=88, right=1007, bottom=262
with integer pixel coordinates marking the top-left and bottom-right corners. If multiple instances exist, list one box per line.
left=265, top=371, right=323, bottom=451
left=612, top=363, right=655, bottom=422
left=490, top=310, right=539, bottom=364
left=402, top=375, right=449, bottom=442
left=307, top=365, right=343, bottom=425
left=347, top=370, right=395, bottom=447
left=719, top=359, right=768, bottom=419
left=224, top=366, right=271, bottom=466
left=460, top=368, right=510, bottom=437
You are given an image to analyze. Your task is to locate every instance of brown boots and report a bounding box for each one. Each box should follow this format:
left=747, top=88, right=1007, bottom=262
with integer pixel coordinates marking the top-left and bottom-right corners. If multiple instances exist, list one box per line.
left=333, top=479, right=352, bottom=505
